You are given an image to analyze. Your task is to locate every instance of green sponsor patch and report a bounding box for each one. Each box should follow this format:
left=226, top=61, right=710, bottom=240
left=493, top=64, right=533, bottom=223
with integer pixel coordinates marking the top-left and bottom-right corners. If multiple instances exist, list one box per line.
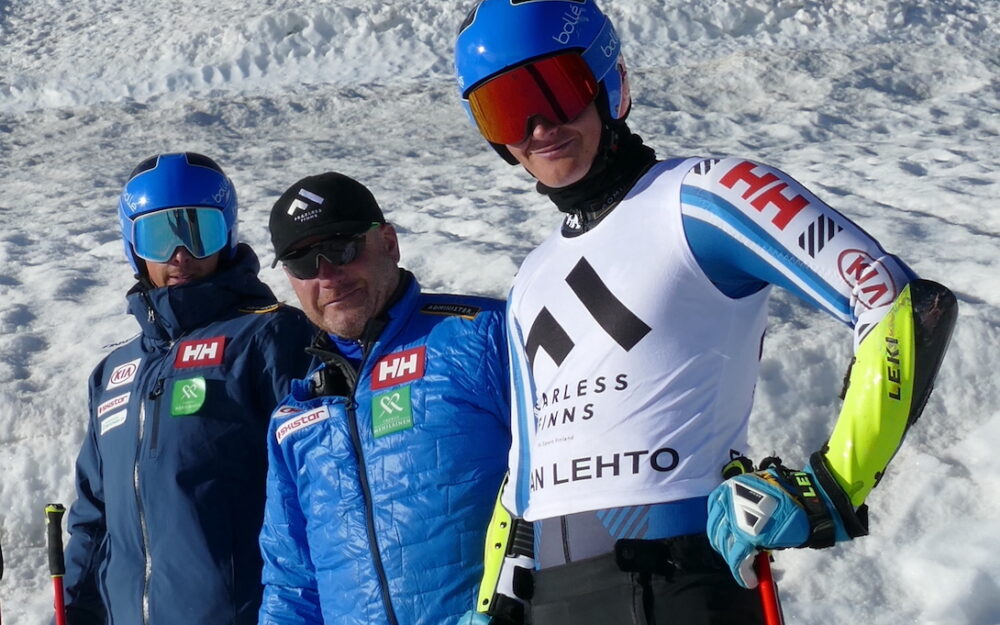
left=372, top=385, right=413, bottom=438
left=171, top=377, right=206, bottom=416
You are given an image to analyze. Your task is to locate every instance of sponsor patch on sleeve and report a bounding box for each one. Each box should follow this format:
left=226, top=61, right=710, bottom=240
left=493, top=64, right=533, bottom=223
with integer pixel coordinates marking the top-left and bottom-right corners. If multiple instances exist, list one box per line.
left=106, top=358, right=142, bottom=390
left=97, top=393, right=132, bottom=419
left=97, top=392, right=130, bottom=418
left=174, top=337, right=227, bottom=369
left=100, top=410, right=128, bottom=436
left=275, top=406, right=331, bottom=444
left=837, top=249, right=899, bottom=309
left=716, top=160, right=809, bottom=232
left=420, top=302, right=481, bottom=320
left=371, top=346, right=426, bottom=390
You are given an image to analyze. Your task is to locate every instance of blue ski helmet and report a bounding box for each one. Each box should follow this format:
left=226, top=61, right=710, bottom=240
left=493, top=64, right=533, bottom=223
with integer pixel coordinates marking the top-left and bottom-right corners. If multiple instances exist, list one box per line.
left=118, top=153, right=239, bottom=274
left=454, top=0, right=630, bottom=162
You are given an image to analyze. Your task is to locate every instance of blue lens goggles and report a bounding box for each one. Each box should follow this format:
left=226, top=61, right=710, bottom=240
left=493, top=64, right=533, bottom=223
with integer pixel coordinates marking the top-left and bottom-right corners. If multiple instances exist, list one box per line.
left=132, top=207, right=229, bottom=262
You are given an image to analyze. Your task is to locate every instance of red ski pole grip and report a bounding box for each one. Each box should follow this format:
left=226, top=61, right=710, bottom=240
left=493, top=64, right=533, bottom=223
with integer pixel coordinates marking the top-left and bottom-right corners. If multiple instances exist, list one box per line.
left=45, top=504, right=67, bottom=577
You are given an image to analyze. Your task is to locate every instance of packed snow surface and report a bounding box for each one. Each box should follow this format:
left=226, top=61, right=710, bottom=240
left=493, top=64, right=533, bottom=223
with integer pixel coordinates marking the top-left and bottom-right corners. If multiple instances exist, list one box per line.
left=1, top=1, right=998, bottom=622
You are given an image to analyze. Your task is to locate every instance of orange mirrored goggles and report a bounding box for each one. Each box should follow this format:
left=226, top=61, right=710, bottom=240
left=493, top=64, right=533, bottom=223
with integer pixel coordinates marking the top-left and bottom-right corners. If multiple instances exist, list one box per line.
left=467, top=53, right=599, bottom=145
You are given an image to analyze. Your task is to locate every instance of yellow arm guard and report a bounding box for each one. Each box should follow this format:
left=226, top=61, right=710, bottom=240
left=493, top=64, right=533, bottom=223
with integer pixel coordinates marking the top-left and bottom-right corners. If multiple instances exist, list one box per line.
left=475, top=475, right=534, bottom=624
left=817, top=279, right=957, bottom=515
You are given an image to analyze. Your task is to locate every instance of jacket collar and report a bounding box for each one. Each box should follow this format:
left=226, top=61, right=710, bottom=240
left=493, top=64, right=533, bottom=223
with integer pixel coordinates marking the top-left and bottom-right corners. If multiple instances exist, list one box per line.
left=126, top=244, right=277, bottom=342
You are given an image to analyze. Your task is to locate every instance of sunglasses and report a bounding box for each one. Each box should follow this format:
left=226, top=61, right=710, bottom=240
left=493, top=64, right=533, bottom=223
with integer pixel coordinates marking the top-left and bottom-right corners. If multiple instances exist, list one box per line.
left=466, top=52, right=598, bottom=145
left=132, top=207, right=229, bottom=262
left=280, top=224, right=380, bottom=279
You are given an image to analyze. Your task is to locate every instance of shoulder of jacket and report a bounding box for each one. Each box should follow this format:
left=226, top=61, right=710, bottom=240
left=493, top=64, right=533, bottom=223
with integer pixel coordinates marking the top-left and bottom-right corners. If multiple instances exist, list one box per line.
left=238, top=301, right=312, bottom=327
left=90, top=340, right=144, bottom=386
left=99, top=336, right=143, bottom=364
left=237, top=302, right=284, bottom=314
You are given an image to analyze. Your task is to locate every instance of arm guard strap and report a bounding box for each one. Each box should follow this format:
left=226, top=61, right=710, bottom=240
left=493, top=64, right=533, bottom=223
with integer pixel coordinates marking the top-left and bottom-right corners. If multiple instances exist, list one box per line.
left=476, top=475, right=535, bottom=623
left=822, top=279, right=957, bottom=508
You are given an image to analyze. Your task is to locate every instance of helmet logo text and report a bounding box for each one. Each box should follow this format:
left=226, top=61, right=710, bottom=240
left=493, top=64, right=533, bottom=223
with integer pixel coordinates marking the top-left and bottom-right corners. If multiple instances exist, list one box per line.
left=212, top=182, right=231, bottom=206
left=552, top=5, right=585, bottom=45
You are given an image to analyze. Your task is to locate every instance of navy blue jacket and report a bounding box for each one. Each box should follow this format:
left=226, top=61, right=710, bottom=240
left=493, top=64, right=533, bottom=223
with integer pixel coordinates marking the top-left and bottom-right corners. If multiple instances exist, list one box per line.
left=62, top=245, right=315, bottom=624
left=259, top=273, right=511, bottom=625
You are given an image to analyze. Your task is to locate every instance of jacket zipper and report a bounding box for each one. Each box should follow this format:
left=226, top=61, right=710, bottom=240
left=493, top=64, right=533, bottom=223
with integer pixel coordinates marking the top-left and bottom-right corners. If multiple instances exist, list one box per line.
left=134, top=402, right=153, bottom=625
left=134, top=289, right=170, bottom=624
left=347, top=340, right=400, bottom=625
left=148, top=379, right=164, bottom=453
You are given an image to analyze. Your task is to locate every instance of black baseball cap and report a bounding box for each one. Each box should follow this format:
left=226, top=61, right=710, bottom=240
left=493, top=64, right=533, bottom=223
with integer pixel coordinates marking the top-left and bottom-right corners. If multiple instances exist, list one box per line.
left=269, top=172, right=386, bottom=267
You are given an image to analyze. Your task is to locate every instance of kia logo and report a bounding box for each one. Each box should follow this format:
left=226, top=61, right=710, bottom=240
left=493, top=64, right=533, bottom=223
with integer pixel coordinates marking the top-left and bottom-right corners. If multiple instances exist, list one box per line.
left=110, top=364, right=136, bottom=383
left=837, top=249, right=897, bottom=309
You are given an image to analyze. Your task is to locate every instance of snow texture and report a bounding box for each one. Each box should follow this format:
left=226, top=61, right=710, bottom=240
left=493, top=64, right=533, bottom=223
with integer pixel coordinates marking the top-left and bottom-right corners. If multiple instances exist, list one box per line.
left=1, top=0, right=998, bottom=622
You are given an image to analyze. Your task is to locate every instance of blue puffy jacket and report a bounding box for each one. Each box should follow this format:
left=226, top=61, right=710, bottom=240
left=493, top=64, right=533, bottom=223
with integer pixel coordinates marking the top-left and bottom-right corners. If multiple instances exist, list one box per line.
left=258, top=273, right=510, bottom=625
left=62, top=245, right=316, bottom=625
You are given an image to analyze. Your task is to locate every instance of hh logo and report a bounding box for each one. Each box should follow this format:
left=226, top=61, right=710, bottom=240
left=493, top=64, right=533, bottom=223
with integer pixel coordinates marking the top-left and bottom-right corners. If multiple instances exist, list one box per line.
left=371, top=347, right=426, bottom=390
left=174, top=337, right=227, bottom=369
left=719, top=161, right=808, bottom=231
left=838, top=249, right=898, bottom=309
left=107, top=358, right=141, bottom=390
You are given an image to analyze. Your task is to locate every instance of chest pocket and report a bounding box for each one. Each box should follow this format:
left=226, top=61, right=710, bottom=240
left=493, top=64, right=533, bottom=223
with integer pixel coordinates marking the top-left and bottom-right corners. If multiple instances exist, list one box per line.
left=156, top=373, right=262, bottom=459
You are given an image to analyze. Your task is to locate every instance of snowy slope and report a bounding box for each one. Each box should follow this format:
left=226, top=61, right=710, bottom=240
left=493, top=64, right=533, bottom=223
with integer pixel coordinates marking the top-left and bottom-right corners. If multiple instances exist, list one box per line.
left=1, top=1, right=998, bottom=622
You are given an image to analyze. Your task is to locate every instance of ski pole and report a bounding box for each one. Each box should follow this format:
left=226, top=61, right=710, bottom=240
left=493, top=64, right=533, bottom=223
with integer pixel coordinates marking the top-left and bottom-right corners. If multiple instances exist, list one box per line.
left=755, top=551, right=784, bottom=625
left=45, top=503, right=67, bottom=625
left=1, top=528, right=5, bottom=625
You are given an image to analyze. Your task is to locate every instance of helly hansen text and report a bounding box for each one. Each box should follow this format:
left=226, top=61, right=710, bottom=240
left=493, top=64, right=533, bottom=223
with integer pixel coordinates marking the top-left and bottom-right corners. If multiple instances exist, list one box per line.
left=174, top=337, right=226, bottom=369
left=371, top=347, right=426, bottom=390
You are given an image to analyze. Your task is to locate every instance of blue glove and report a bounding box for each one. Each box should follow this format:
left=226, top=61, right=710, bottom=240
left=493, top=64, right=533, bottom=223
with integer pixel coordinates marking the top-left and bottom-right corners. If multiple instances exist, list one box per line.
left=457, top=611, right=492, bottom=625
left=707, top=460, right=852, bottom=588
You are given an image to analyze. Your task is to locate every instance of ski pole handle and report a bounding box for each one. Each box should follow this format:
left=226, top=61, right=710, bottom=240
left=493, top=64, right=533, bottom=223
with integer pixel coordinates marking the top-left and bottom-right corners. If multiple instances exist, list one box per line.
left=1, top=529, right=5, bottom=625
left=721, top=457, right=784, bottom=625
left=45, top=503, right=67, bottom=625
left=46, top=504, right=67, bottom=576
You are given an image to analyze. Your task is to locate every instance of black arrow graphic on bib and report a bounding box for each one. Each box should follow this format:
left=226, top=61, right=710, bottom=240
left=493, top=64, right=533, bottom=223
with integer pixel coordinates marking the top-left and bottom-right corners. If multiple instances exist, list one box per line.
left=567, top=258, right=651, bottom=351
left=525, top=258, right=651, bottom=369
left=525, top=307, right=574, bottom=370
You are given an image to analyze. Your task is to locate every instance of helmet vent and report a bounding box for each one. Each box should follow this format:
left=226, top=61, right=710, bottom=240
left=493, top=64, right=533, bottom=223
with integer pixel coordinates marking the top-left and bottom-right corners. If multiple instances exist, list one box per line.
left=184, top=152, right=224, bottom=173
left=127, top=156, right=158, bottom=181
left=457, top=3, right=478, bottom=35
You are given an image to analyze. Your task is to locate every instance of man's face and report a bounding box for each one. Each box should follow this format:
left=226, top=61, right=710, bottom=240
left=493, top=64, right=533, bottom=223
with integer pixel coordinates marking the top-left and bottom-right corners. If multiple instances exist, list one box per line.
left=145, top=247, right=221, bottom=287
left=286, top=225, right=401, bottom=339
left=505, top=101, right=603, bottom=189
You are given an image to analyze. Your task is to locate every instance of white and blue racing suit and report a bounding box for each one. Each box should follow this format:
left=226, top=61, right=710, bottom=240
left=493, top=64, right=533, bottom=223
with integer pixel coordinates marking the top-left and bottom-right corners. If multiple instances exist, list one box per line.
left=505, top=157, right=916, bottom=560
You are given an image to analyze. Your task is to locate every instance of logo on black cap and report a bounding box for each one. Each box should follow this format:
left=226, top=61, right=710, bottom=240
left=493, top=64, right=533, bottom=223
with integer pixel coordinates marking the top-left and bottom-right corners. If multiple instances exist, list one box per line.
left=269, top=172, right=386, bottom=265
left=287, top=189, right=325, bottom=217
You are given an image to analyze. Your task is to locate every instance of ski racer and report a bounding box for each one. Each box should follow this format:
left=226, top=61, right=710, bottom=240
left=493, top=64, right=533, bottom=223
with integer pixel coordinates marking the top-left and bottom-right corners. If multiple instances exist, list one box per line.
left=60, top=153, right=316, bottom=624
left=257, top=172, right=511, bottom=625
left=452, top=1, right=958, bottom=624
